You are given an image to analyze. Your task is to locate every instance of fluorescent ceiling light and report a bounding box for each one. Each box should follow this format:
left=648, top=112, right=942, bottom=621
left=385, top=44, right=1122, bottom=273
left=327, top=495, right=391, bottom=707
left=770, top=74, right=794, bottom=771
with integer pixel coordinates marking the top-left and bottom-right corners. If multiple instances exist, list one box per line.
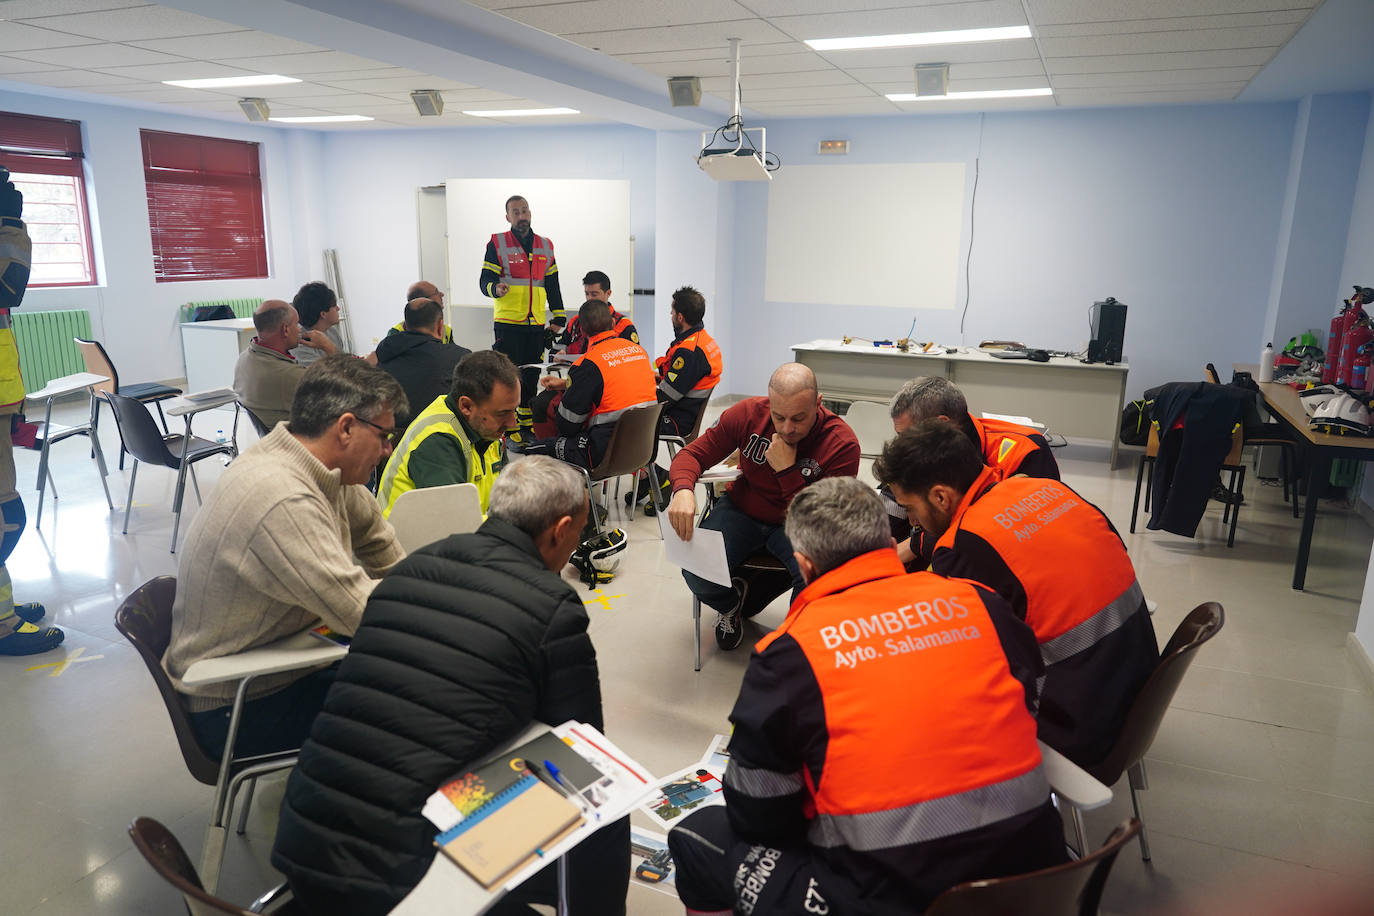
left=269, top=115, right=375, bottom=123
left=806, top=26, right=1032, bottom=52
left=886, top=88, right=1053, bottom=101
left=163, top=74, right=301, bottom=89
left=461, top=107, right=579, bottom=118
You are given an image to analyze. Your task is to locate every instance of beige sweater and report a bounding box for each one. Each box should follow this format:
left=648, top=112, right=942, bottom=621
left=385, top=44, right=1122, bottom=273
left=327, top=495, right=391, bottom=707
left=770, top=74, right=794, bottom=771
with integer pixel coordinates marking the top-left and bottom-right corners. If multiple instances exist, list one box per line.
left=234, top=339, right=304, bottom=429
left=163, top=424, right=404, bottom=710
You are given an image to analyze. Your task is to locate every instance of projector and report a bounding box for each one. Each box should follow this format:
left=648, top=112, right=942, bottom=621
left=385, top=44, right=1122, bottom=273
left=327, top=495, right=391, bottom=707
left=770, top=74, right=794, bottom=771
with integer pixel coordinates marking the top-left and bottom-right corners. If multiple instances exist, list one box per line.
left=697, top=125, right=773, bottom=181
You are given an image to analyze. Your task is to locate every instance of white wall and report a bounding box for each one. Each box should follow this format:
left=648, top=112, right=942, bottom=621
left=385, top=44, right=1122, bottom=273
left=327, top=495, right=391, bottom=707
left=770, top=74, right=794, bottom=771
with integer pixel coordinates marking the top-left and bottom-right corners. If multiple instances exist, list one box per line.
left=4, top=89, right=320, bottom=384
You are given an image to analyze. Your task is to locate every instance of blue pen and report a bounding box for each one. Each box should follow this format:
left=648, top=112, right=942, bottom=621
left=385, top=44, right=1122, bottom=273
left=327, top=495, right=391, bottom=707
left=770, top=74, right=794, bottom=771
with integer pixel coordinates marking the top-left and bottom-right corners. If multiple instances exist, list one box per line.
left=544, top=759, right=600, bottom=819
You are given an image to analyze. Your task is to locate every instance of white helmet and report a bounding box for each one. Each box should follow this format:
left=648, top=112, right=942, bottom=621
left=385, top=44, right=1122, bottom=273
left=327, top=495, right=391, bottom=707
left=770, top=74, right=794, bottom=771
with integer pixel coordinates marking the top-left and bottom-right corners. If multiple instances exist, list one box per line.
left=571, top=528, right=628, bottom=587
left=1309, top=392, right=1372, bottom=436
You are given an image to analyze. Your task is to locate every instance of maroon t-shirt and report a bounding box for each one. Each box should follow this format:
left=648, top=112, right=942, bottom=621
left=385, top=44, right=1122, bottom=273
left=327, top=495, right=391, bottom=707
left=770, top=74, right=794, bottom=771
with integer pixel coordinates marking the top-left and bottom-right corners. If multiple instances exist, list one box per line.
left=669, top=396, right=860, bottom=525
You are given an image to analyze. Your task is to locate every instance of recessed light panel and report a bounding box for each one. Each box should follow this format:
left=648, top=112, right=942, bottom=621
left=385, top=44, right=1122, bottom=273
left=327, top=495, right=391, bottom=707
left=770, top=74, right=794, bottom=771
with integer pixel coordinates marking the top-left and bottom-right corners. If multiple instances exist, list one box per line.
left=806, top=26, right=1031, bottom=52
left=163, top=74, right=302, bottom=89
left=269, top=115, right=375, bottom=123
left=461, top=108, right=579, bottom=118
left=886, top=88, right=1052, bottom=101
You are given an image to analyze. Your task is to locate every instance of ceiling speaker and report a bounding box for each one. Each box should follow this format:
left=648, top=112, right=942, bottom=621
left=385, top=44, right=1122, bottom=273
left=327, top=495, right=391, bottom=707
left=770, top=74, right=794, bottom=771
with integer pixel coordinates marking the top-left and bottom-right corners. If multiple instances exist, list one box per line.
left=238, top=98, right=270, bottom=122
left=411, top=89, right=445, bottom=117
left=667, top=76, right=701, bottom=107
left=915, top=63, right=950, bottom=97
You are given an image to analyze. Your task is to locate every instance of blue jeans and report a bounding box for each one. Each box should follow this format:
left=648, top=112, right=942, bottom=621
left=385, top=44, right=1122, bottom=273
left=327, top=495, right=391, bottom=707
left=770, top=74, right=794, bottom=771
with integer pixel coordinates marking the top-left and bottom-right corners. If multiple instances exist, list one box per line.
left=682, top=495, right=804, bottom=614
left=187, top=663, right=340, bottom=759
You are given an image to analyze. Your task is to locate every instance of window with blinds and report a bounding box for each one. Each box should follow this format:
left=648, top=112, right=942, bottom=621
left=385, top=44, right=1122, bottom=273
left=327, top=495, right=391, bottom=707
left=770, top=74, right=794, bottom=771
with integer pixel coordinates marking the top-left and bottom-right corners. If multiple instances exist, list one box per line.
left=0, top=111, right=96, bottom=287
left=140, top=130, right=268, bottom=283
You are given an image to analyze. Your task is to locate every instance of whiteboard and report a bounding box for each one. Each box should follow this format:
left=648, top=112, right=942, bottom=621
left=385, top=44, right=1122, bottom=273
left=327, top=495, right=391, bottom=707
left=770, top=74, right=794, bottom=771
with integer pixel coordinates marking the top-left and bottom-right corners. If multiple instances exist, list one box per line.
left=764, top=163, right=966, bottom=310
left=446, top=179, right=633, bottom=319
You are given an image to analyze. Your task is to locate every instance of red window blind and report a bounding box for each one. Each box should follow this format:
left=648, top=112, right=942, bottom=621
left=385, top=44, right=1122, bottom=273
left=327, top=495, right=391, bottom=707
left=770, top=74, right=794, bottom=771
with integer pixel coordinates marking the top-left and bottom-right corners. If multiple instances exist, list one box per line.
left=141, top=129, right=268, bottom=282
left=0, top=111, right=96, bottom=287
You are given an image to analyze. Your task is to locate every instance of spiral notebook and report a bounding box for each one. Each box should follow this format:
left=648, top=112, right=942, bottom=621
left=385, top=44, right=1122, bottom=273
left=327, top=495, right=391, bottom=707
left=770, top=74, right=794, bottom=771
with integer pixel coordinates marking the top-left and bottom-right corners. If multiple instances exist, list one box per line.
left=434, top=772, right=583, bottom=888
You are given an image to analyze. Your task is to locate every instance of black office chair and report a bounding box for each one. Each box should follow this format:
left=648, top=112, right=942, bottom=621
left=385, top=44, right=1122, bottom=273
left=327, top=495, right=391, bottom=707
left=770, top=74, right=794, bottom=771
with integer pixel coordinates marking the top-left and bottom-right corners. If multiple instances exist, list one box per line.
left=75, top=337, right=182, bottom=470
left=103, top=391, right=234, bottom=551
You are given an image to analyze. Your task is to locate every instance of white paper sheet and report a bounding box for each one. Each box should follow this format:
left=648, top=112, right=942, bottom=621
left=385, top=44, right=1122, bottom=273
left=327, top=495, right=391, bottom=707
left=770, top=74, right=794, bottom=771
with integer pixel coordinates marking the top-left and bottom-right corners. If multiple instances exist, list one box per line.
left=657, top=511, right=732, bottom=587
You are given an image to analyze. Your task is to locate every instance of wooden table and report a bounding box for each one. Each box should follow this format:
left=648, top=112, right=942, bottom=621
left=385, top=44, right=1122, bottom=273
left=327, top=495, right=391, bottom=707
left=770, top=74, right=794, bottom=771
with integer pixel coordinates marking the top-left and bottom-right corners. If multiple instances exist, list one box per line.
left=1235, top=364, right=1374, bottom=589
left=793, top=340, right=1130, bottom=467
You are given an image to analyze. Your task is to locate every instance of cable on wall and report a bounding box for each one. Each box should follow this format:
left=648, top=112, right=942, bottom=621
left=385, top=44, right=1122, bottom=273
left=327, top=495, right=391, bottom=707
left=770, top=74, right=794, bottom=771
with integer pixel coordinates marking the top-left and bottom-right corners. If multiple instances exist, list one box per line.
left=959, top=114, right=985, bottom=339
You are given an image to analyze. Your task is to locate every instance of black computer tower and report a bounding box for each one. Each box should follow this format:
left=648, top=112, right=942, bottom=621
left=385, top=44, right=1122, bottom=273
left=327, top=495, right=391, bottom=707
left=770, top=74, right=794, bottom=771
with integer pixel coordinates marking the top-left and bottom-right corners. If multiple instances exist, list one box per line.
left=1089, top=297, right=1127, bottom=364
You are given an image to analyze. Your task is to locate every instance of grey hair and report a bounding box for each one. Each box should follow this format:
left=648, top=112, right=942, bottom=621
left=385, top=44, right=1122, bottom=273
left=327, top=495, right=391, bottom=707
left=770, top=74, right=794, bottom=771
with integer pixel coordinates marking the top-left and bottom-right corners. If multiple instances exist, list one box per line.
left=784, top=477, right=891, bottom=577
left=287, top=354, right=409, bottom=437
left=889, top=376, right=967, bottom=423
left=488, top=456, right=587, bottom=537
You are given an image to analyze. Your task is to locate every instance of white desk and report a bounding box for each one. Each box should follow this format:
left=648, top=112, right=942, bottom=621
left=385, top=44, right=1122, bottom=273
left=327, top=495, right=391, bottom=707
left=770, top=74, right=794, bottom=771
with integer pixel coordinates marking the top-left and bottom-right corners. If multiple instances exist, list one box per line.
left=792, top=340, right=1131, bottom=467
left=25, top=371, right=113, bottom=523
left=160, top=391, right=240, bottom=552
left=179, top=319, right=255, bottom=394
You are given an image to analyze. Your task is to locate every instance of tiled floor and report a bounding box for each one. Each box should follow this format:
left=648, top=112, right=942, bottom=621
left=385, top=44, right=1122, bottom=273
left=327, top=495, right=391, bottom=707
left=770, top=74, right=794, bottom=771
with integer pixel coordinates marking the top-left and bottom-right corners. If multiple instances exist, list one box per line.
left=4, top=396, right=1373, bottom=914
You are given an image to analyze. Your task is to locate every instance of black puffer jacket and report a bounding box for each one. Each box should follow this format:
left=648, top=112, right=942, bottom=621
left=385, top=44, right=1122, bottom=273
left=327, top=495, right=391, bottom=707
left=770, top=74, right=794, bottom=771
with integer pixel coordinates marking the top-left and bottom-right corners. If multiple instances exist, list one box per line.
left=271, top=517, right=604, bottom=915
left=375, top=330, right=470, bottom=430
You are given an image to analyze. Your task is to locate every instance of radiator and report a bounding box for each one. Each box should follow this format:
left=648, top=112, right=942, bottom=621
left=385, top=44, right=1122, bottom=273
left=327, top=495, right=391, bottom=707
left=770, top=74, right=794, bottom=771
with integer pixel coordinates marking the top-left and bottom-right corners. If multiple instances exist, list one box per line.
left=11, top=308, right=93, bottom=393
left=180, top=298, right=263, bottom=322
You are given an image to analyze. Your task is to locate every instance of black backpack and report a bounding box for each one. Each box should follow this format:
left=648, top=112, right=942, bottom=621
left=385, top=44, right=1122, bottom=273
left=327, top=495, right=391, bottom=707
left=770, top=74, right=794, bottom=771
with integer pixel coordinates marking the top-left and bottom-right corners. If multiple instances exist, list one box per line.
left=1120, top=398, right=1152, bottom=446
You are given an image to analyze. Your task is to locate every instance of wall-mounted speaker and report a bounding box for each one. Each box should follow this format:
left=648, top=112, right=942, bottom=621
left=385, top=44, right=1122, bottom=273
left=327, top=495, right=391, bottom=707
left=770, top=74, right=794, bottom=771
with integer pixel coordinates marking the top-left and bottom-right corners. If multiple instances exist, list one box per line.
left=667, top=76, right=701, bottom=107
left=238, top=98, right=270, bottom=122
left=411, top=90, right=444, bottom=117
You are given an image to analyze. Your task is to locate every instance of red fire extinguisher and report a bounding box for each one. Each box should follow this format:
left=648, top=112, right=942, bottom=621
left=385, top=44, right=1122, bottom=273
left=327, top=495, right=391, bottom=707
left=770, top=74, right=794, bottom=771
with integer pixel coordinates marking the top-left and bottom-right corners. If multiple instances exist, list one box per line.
left=1325, top=304, right=1350, bottom=383
left=1337, top=314, right=1372, bottom=386
left=1355, top=341, right=1374, bottom=393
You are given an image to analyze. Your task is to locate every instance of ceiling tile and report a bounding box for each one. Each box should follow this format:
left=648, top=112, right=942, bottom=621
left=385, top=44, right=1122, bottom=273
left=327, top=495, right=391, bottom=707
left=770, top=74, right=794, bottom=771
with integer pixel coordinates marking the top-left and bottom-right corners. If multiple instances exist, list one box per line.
left=9, top=42, right=187, bottom=68
left=500, top=0, right=754, bottom=34
left=745, top=0, right=992, bottom=14
left=699, top=70, right=858, bottom=91
left=10, top=68, right=143, bottom=88
left=310, top=75, right=475, bottom=92
left=0, top=22, right=101, bottom=51
left=561, top=18, right=792, bottom=55
left=629, top=51, right=833, bottom=78
left=205, top=50, right=398, bottom=75
left=612, top=41, right=803, bottom=63
left=0, top=0, right=149, bottom=16
left=91, top=60, right=258, bottom=80
left=83, top=84, right=225, bottom=102
left=885, top=94, right=1058, bottom=112
left=1047, top=47, right=1274, bottom=74
left=1026, top=0, right=1316, bottom=26
left=273, top=92, right=395, bottom=107
left=815, top=38, right=1040, bottom=69
left=128, top=30, right=326, bottom=59
left=868, top=73, right=1051, bottom=93
left=388, top=88, right=522, bottom=103
left=23, top=6, right=244, bottom=41
left=710, top=83, right=878, bottom=102
left=195, top=80, right=387, bottom=99
left=1034, top=9, right=1307, bottom=38
left=1052, top=85, right=1249, bottom=105
left=299, top=67, right=428, bottom=82
left=848, top=59, right=1046, bottom=82
left=1038, top=25, right=1298, bottom=57
left=0, top=54, right=68, bottom=74
left=1053, top=67, right=1261, bottom=89
left=772, top=1, right=1028, bottom=41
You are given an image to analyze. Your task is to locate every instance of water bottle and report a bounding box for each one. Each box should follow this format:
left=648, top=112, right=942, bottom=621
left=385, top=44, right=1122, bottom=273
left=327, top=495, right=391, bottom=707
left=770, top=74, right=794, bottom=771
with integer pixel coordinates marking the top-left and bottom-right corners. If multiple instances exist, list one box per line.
left=215, top=429, right=226, bottom=445
left=1258, top=343, right=1274, bottom=383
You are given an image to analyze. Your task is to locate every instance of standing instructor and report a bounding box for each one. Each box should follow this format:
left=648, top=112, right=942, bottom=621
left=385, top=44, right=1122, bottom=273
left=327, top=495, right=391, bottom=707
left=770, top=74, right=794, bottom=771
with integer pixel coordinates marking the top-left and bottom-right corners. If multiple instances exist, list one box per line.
left=480, top=195, right=565, bottom=444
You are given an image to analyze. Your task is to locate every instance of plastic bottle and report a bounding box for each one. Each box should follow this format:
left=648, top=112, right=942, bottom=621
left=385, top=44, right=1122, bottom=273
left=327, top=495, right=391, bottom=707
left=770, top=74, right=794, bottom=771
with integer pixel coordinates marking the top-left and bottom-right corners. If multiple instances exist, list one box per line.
left=215, top=429, right=226, bottom=445
left=1258, top=343, right=1274, bottom=383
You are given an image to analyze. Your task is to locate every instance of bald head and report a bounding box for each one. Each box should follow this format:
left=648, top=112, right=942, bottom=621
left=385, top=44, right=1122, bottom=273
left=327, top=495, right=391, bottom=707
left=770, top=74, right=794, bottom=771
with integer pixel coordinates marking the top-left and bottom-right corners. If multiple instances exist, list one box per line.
left=253, top=299, right=300, bottom=350
left=406, top=280, right=444, bottom=307
left=767, top=362, right=822, bottom=446
left=768, top=362, right=818, bottom=398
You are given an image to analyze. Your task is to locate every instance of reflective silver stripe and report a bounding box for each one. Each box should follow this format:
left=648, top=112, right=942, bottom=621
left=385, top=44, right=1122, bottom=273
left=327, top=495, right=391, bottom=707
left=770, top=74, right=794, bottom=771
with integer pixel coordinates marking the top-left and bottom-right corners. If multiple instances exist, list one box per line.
left=657, top=378, right=685, bottom=401
left=683, top=387, right=712, bottom=399
left=0, top=242, right=30, bottom=264
left=1039, top=579, right=1144, bottom=666
left=879, top=488, right=905, bottom=520
left=0, top=312, right=10, bottom=330
left=725, top=760, right=804, bottom=798
left=588, top=399, right=657, bottom=427
left=378, top=407, right=473, bottom=499
left=557, top=402, right=590, bottom=425
left=808, top=764, right=1049, bottom=851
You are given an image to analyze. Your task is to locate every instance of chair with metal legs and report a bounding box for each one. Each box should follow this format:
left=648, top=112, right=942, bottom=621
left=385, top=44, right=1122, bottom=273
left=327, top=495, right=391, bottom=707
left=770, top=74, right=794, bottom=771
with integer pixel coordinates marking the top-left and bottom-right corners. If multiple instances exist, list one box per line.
left=572, top=402, right=665, bottom=535
left=101, top=391, right=234, bottom=551
left=129, top=816, right=299, bottom=915
left=74, top=337, right=181, bottom=471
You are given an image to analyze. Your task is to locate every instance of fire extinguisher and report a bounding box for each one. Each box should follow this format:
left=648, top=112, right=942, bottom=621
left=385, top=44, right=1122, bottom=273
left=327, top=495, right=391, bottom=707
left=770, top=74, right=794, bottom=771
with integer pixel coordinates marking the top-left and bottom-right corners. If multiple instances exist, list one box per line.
left=1325, top=303, right=1351, bottom=383
left=1337, top=314, right=1372, bottom=386
left=1356, top=340, right=1374, bottom=393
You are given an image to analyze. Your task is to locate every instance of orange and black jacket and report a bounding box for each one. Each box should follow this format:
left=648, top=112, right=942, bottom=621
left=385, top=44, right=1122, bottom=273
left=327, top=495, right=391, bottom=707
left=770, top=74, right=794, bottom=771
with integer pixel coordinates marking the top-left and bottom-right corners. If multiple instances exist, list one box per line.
left=723, top=549, right=1066, bottom=914
left=932, top=467, right=1160, bottom=768
left=557, top=307, right=639, bottom=355
left=555, top=329, right=656, bottom=451
left=654, top=323, right=722, bottom=436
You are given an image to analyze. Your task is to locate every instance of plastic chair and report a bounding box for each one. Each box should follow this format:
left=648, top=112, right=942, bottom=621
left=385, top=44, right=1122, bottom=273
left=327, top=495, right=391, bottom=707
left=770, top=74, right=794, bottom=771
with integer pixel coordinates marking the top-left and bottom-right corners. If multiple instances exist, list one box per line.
left=843, top=399, right=892, bottom=459
left=689, top=551, right=791, bottom=671
left=74, top=337, right=182, bottom=470
left=631, top=390, right=716, bottom=513
left=1205, top=362, right=1298, bottom=517
left=924, top=819, right=1141, bottom=916
left=1062, top=602, right=1225, bottom=862
left=575, top=402, right=665, bottom=535
left=102, top=391, right=235, bottom=552
left=128, top=817, right=297, bottom=916
left=1130, top=420, right=1245, bottom=547
left=113, top=580, right=299, bottom=885
left=387, top=482, right=484, bottom=553
left=238, top=401, right=271, bottom=438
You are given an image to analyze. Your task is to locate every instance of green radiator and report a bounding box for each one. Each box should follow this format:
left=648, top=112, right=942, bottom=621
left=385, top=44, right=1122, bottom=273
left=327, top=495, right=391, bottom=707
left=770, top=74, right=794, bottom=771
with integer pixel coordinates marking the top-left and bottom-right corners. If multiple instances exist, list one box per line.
left=12, top=308, right=93, bottom=393
left=180, top=298, right=263, bottom=322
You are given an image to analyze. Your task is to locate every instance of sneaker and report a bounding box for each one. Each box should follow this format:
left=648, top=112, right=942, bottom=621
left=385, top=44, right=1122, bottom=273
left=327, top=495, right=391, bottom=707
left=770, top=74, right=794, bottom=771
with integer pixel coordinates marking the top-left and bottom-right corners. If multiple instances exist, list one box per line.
left=1210, top=483, right=1244, bottom=505
left=0, top=621, right=64, bottom=656
left=14, top=602, right=45, bottom=624
left=714, top=577, right=748, bottom=651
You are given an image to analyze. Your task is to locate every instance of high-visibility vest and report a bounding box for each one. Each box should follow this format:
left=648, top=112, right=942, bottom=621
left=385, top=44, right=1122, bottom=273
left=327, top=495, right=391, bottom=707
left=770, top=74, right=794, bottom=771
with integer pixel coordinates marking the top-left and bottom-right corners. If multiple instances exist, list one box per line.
left=656, top=326, right=721, bottom=402
left=377, top=395, right=502, bottom=517
left=489, top=230, right=554, bottom=326
left=0, top=317, right=24, bottom=412
left=971, top=416, right=1056, bottom=478
left=755, top=549, right=1047, bottom=842
left=388, top=321, right=454, bottom=344
left=564, top=308, right=637, bottom=355
left=577, top=330, right=656, bottom=427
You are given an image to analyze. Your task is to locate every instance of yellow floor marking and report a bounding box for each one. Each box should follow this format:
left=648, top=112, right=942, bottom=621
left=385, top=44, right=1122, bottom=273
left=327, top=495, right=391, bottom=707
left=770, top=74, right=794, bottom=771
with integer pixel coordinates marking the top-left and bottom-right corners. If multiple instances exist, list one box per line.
left=583, top=590, right=625, bottom=612
left=25, top=646, right=104, bottom=677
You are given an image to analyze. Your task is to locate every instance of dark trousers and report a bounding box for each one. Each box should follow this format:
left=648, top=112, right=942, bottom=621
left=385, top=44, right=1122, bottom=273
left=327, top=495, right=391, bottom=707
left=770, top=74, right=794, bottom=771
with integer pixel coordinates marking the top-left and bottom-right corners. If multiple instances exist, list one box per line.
left=490, top=816, right=631, bottom=916
left=493, top=322, right=546, bottom=406
left=187, top=664, right=340, bottom=759
left=681, top=495, right=803, bottom=615
left=669, top=807, right=830, bottom=915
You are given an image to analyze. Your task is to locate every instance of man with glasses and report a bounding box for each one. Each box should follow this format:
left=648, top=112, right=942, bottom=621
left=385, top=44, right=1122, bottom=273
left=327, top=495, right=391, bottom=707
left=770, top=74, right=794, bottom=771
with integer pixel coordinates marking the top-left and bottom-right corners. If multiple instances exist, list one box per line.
left=164, top=356, right=409, bottom=758
left=377, top=350, right=520, bottom=517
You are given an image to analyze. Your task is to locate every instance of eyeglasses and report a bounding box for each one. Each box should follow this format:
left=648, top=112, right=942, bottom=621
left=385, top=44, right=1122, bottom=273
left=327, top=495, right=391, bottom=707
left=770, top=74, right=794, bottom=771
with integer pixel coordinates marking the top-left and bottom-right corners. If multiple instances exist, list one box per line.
left=356, top=416, right=399, bottom=444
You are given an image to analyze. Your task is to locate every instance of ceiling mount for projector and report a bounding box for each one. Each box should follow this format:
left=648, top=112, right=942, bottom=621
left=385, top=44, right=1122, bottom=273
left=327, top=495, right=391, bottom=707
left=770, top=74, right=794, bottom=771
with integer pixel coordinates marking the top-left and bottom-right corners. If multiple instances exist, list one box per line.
left=697, top=38, right=778, bottom=182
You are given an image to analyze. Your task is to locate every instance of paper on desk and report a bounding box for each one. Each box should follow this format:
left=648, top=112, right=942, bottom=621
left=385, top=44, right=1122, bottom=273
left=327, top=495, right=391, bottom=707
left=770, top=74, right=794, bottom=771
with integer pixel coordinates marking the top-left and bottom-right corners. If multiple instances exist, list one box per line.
left=657, top=511, right=731, bottom=587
